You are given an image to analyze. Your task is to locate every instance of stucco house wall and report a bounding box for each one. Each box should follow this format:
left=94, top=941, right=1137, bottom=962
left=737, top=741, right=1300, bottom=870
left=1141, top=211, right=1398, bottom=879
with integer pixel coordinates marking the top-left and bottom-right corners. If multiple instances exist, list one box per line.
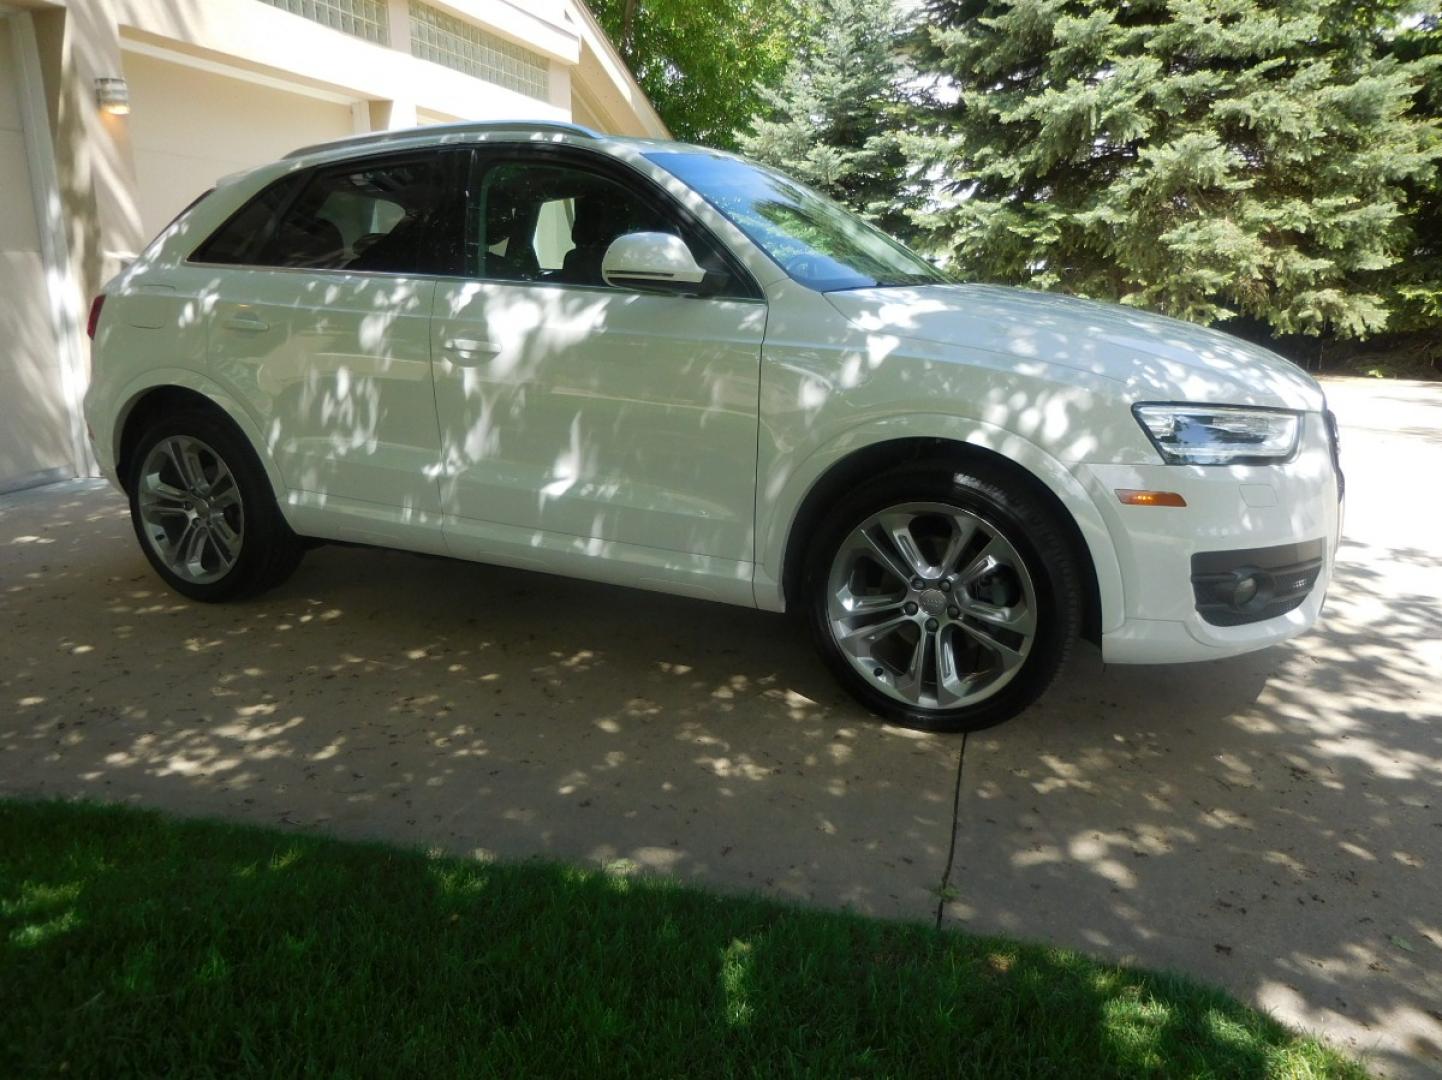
left=0, top=0, right=665, bottom=491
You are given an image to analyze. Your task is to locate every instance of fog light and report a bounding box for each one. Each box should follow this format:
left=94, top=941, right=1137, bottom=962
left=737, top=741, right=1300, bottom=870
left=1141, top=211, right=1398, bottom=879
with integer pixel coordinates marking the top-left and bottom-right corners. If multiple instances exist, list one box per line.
left=1232, top=574, right=1262, bottom=607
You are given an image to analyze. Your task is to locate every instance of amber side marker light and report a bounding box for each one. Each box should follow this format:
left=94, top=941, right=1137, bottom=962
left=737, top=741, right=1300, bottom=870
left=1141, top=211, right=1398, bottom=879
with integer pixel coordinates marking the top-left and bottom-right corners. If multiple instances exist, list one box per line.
left=1115, top=489, right=1187, bottom=507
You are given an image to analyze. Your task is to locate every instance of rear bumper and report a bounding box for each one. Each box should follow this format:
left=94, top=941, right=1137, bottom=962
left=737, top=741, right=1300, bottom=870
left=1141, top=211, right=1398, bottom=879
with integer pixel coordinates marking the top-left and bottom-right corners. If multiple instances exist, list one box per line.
left=1074, top=414, right=1342, bottom=665
left=81, top=399, right=123, bottom=493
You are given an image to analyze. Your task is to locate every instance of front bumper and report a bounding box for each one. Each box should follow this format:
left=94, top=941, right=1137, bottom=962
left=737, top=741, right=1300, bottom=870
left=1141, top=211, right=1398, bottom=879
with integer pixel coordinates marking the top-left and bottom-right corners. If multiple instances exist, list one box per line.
left=1075, top=413, right=1342, bottom=664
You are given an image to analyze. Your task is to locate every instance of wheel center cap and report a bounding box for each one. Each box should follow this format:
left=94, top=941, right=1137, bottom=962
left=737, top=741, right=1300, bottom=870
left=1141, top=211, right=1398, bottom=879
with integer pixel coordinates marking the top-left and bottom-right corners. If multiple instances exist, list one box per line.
left=918, top=589, right=948, bottom=616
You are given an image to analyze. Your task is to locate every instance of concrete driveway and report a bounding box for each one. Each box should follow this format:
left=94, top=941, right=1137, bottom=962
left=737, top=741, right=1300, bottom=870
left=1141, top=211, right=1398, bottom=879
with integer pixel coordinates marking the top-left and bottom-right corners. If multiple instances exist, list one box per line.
left=2, top=376, right=1439, bottom=1076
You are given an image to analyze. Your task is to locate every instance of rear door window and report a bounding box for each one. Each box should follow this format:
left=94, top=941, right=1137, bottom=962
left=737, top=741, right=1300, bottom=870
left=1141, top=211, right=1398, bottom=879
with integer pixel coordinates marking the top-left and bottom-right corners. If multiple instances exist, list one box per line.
left=255, top=156, right=457, bottom=275
left=192, top=154, right=462, bottom=276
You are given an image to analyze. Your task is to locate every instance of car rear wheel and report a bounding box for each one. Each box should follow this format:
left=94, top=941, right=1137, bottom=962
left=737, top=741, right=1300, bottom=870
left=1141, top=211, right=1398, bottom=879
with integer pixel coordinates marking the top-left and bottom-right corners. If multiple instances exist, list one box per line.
left=804, top=461, right=1083, bottom=732
left=127, top=409, right=304, bottom=602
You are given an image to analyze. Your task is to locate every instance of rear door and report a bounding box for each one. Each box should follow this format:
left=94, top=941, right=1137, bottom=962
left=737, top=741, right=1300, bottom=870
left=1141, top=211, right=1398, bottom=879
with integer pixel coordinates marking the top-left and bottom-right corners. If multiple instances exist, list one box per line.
left=198, top=151, right=463, bottom=514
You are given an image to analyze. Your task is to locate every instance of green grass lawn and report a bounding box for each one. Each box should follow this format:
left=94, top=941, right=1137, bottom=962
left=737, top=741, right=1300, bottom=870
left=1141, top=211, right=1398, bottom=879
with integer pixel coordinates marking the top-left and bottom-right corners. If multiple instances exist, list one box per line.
left=1, top=799, right=1364, bottom=1078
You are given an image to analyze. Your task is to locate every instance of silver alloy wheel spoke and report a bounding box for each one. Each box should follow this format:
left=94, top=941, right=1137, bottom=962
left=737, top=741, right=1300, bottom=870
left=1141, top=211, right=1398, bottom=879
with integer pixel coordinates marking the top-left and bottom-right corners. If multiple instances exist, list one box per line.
left=937, top=515, right=976, bottom=577
left=856, top=528, right=915, bottom=585
left=956, top=619, right=1026, bottom=670
left=209, top=517, right=241, bottom=560
left=164, top=440, right=195, bottom=493
left=180, top=520, right=209, bottom=572
left=933, top=625, right=967, bottom=704
left=957, top=539, right=1004, bottom=586
left=179, top=441, right=209, bottom=494
left=890, top=629, right=930, bottom=703
left=143, top=474, right=188, bottom=501
left=826, top=501, right=1037, bottom=712
left=961, top=598, right=1037, bottom=636
left=136, top=435, right=244, bottom=585
left=835, top=612, right=912, bottom=654
left=835, top=583, right=906, bottom=615
left=209, top=475, right=241, bottom=510
left=877, top=511, right=934, bottom=580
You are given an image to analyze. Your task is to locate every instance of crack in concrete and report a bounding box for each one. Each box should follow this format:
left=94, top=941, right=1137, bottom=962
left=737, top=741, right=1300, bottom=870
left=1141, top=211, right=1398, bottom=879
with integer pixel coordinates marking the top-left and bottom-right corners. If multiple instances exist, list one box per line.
left=934, top=730, right=968, bottom=931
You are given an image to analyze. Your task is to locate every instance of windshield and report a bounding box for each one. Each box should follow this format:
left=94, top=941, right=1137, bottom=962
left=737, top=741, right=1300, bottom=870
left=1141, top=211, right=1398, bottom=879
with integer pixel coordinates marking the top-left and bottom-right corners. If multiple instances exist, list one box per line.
left=646, top=151, right=949, bottom=292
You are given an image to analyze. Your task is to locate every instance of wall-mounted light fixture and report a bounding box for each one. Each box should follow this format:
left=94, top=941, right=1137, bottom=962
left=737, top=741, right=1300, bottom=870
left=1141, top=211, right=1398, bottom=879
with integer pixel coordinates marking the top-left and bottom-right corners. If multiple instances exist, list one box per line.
left=95, top=77, right=130, bottom=116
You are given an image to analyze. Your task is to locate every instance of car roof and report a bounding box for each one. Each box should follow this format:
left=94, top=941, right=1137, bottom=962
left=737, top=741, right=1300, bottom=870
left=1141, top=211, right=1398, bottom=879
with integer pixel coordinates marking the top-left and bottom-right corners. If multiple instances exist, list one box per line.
left=281, top=120, right=694, bottom=170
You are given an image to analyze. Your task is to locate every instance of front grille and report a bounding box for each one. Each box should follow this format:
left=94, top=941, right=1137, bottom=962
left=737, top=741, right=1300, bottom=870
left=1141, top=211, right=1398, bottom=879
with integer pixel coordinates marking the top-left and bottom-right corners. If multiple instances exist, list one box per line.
left=1190, top=539, right=1326, bottom=627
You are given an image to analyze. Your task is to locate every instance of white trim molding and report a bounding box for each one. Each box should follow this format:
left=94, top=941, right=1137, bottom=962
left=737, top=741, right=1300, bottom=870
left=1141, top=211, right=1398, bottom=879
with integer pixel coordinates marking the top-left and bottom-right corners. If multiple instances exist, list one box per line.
left=6, top=8, right=95, bottom=478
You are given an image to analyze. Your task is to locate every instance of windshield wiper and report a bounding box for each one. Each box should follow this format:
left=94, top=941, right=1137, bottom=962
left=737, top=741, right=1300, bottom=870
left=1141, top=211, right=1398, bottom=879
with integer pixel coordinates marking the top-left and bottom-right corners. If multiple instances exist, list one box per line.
left=875, top=273, right=947, bottom=287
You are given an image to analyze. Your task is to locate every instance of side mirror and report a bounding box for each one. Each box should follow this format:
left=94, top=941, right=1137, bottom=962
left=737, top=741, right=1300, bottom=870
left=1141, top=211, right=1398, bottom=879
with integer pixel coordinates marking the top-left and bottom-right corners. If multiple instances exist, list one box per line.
left=601, top=232, right=708, bottom=293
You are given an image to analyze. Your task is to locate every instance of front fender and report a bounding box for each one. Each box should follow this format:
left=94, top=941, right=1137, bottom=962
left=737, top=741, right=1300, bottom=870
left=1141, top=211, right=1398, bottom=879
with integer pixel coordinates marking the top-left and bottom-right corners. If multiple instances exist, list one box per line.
left=754, top=412, right=1126, bottom=633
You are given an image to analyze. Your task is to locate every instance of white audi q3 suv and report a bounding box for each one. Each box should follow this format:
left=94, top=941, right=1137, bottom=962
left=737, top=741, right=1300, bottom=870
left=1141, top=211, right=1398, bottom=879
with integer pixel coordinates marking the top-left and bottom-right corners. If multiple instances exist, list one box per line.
left=83, top=120, right=1343, bottom=731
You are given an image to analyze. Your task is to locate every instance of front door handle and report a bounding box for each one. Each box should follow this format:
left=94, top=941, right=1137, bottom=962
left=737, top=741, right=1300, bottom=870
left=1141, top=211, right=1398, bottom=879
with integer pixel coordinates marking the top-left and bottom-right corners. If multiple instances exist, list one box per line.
left=442, top=338, right=501, bottom=365
left=221, top=311, right=269, bottom=332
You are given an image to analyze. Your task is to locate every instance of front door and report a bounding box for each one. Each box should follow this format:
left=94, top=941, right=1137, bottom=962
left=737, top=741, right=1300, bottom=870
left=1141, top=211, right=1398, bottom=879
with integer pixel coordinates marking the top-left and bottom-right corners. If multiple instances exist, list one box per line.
left=430, top=151, right=766, bottom=564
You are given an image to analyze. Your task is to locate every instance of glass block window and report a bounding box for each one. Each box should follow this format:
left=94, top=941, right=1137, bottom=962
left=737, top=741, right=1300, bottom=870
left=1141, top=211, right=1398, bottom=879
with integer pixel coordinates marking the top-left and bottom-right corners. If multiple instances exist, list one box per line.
left=257, top=0, right=389, bottom=45
left=409, top=2, right=550, bottom=101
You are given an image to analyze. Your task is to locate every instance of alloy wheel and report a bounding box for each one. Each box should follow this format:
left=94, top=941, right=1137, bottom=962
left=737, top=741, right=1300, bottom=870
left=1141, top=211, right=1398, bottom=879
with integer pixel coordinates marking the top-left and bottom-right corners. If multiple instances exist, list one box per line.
left=825, top=501, right=1037, bottom=711
left=136, top=435, right=245, bottom=585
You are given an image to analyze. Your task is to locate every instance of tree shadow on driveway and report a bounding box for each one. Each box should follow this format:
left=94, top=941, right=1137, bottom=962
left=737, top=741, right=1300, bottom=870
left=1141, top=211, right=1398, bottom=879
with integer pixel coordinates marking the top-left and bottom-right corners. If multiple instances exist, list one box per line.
left=950, top=539, right=1441, bottom=1078
left=1, top=482, right=1438, bottom=1078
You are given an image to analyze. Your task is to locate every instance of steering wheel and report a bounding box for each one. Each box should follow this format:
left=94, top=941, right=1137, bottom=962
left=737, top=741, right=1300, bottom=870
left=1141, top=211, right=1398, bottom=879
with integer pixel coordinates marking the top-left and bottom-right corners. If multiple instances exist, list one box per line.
left=784, top=253, right=826, bottom=280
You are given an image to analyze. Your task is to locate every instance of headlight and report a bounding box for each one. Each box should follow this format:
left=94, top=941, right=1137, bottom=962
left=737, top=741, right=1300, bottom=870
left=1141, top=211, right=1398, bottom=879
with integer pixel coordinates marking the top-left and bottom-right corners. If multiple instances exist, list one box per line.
left=1132, top=404, right=1301, bottom=465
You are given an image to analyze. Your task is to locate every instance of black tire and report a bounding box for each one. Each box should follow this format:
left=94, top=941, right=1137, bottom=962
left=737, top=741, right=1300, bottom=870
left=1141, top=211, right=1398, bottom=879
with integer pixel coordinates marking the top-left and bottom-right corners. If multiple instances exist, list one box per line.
left=126, top=407, right=304, bottom=602
left=803, top=459, right=1084, bottom=733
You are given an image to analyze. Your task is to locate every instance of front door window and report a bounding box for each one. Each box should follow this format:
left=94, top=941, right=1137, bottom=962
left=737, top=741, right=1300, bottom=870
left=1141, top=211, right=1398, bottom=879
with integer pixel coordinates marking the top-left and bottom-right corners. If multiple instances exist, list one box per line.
left=469, top=158, right=737, bottom=292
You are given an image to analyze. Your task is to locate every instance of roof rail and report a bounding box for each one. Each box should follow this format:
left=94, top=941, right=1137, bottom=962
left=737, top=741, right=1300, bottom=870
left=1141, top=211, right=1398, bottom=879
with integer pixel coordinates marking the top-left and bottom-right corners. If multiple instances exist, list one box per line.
left=283, top=119, right=601, bottom=160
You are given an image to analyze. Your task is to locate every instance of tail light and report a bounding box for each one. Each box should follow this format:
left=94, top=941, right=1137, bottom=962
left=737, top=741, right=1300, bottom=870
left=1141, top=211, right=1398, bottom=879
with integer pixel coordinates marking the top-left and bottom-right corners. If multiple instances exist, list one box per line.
left=86, top=294, right=106, bottom=339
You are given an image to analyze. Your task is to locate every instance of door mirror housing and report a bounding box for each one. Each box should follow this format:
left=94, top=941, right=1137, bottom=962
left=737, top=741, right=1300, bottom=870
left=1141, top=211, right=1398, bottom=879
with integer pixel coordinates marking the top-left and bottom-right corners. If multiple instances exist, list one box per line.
left=601, top=232, right=708, bottom=293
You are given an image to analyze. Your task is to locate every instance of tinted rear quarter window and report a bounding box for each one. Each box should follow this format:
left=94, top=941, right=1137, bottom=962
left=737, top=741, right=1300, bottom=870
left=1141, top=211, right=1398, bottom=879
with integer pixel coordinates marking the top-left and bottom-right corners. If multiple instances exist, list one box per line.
left=191, top=174, right=302, bottom=265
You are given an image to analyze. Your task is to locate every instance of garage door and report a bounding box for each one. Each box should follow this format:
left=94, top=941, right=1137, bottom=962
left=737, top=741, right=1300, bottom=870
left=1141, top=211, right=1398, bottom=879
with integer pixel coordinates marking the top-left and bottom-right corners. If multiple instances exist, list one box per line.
left=123, top=50, right=356, bottom=242
left=0, top=17, right=76, bottom=493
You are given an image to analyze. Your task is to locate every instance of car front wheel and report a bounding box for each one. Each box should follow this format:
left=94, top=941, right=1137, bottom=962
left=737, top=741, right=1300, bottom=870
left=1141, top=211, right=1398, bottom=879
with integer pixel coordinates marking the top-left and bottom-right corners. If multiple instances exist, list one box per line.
left=805, top=461, right=1084, bottom=732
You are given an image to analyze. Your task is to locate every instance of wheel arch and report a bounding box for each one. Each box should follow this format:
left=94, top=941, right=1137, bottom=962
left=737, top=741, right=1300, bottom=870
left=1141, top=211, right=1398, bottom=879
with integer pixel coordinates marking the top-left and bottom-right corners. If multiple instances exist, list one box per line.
left=771, top=432, right=1122, bottom=645
left=112, top=372, right=286, bottom=505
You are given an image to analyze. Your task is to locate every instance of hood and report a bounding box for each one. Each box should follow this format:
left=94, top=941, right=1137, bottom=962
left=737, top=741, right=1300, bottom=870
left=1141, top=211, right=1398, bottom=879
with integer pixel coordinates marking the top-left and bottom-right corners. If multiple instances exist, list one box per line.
left=825, top=283, right=1324, bottom=411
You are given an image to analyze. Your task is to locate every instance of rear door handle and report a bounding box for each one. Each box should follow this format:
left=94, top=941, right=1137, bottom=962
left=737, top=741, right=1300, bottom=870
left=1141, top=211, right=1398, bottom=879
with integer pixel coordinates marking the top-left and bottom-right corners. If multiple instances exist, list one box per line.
left=442, top=338, right=501, bottom=365
left=221, top=312, right=269, bottom=332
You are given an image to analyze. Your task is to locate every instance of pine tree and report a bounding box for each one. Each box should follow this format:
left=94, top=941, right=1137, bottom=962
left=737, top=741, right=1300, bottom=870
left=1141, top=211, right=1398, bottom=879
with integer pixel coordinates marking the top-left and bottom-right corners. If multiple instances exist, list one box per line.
left=1380, top=12, right=1442, bottom=331
left=908, top=0, right=1442, bottom=338
left=737, top=0, right=921, bottom=241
